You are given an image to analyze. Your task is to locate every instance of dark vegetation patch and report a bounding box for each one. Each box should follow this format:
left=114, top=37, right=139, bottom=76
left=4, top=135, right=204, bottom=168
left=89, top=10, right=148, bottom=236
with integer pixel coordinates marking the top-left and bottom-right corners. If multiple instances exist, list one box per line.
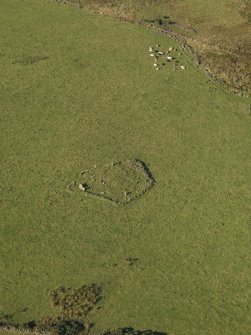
left=0, top=284, right=101, bottom=334
left=125, top=257, right=138, bottom=266
left=240, top=1, right=251, bottom=21
left=105, top=329, right=167, bottom=335
left=49, top=284, right=102, bottom=319
left=0, top=326, right=167, bottom=335
left=30, top=317, right=87, bottom=335
left=13, top=55, right=49, bottom=65
left=0, top=283, right=167, bottom=335
left=144, top=16, right=177, bottom=27
left=0, top=284, right=166, bottom=335
left=0, top=316, right=91, bottom=335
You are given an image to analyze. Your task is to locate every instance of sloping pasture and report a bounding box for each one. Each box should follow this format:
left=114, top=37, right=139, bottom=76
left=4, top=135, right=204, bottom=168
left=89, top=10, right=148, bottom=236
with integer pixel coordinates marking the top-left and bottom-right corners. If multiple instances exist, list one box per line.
left=0, top=1, right=250, bottom=335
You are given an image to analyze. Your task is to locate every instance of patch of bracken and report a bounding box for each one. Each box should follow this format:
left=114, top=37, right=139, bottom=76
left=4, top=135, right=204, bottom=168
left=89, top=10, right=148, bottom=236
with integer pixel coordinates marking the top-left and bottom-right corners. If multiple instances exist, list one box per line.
left=49, top=284, right=102, bottom=320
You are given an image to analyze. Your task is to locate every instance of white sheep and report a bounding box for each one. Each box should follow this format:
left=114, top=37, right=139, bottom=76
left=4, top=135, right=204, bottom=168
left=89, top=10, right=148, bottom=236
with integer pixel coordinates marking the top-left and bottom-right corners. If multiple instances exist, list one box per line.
left=79, top=184, right=86, bottom=191
left=166, top=56, right=172, bottom=61
left=153, top=63, right=158, bottom=67
left=180, top=65, right=185, bottom=69
left=158, top=51, right=164, bottom=55
left=150, top=53, right=155, bottom=57
left=149, top=47, right=153, bottom=52
left=168, top=47, right=173, bottom=51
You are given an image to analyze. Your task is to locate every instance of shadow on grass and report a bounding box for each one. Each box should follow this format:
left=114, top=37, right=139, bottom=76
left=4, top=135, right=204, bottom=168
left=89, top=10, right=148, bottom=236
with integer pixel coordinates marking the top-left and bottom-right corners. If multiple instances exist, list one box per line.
left=144, top=16, right=177, bottom=27
left=0, top=316, right=168, bottom=335
left=12, top=55, right=49, bottom=65
left=0, top=284, right=168, bottom=335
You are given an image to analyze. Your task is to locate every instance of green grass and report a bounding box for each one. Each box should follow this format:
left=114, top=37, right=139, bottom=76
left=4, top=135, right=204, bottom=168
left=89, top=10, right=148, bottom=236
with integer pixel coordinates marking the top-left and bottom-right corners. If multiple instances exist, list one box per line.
left=0, top=1, right=250, bottom=334
left=67, top=0, right=251, bottom=94
left=73, top=159, right=155, bottom=204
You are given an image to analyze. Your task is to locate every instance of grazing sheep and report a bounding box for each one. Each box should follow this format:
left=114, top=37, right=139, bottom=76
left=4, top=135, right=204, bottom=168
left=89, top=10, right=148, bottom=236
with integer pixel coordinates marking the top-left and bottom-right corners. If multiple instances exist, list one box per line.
left=149, top=47, right=153, bottom=51
left=156, top=67, right=160, bottom=70
left=154, top=63, right=158, bottom=67
left=150, top=53, right=155, bottom=57
left=180, top=65, right=185, bottom=69
left=156, top=44, right=160, bottom=47
left=166, top=56, right=172, bottom=61
left=168, top=47, right=173, bottom=51
left=158, top=51, right=164, bottom=55
left=79, top=183, right=86, bottom=191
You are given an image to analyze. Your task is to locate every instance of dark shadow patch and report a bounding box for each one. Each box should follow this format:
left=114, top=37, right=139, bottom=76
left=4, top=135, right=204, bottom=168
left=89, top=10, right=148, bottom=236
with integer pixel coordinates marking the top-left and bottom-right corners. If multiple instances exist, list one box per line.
left=0, top=283, right=169, bottom=335
left=0, top=323, right=168, bottom=335
left=13, top=55, right=49, bottom=65
left=35, top=317, right=87, bottom=335
left=73, top=58, right=90, bottom=69
left=144, top=16, right=177, bottom=28
left=125, top=257, right=138, bottom=266
left=105, top=328, right=168, bottom=335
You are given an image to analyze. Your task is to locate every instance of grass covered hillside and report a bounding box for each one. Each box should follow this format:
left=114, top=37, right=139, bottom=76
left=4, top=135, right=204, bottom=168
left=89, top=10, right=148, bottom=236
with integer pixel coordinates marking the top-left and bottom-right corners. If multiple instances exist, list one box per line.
left=0, top=1, right=250, bottom=335
left=64, top=0, right=251, bottom=94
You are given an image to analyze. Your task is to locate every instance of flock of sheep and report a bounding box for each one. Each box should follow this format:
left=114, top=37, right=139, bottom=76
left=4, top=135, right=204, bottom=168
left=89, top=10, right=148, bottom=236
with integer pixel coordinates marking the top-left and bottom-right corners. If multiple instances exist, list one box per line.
left=149, top=44, right=185, bottom=71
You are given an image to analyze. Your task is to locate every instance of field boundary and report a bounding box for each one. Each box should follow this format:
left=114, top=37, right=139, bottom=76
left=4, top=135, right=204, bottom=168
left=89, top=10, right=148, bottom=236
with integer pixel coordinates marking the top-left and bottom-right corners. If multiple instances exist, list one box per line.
left=47, top=0, right=250, bottom=97
left=67, top=160, right=156, bottom=205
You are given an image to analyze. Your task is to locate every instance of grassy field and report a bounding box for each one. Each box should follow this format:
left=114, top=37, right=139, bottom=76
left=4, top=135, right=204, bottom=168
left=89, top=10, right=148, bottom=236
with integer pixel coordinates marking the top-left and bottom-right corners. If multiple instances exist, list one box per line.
left=0, top=1, right=250, bottom=335
left=66, top=0, right=251, bottom=95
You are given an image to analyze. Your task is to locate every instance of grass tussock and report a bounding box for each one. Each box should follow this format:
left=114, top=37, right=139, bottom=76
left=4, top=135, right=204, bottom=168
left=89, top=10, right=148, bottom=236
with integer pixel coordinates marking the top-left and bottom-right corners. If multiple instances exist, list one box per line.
left=49, top=285, right=101, bottom=320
